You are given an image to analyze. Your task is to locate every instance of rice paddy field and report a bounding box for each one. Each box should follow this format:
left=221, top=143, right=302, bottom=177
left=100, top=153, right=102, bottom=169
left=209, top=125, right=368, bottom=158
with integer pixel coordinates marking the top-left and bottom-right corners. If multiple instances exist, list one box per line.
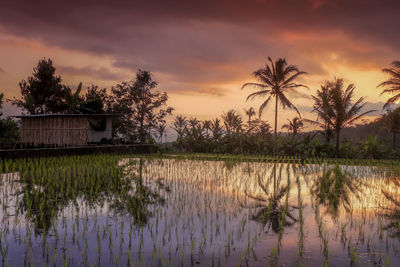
left=1, top=154, right=400, bottom=266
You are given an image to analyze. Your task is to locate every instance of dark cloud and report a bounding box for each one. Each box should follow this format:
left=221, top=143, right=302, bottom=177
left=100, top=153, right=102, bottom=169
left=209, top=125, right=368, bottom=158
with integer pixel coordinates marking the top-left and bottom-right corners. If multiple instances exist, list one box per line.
left=0, top=0, right=399, bottom=96
left=57, top=65, right=126, bottom=81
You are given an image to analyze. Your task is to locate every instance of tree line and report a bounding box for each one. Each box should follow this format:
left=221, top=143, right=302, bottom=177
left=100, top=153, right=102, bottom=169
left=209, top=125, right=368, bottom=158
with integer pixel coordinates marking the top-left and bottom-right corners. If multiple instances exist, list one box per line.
left=2, top=58, right=173, bottom=144
left=171, top=58, right=400, bottom=159
left=1, top=57, right=399, bottom=158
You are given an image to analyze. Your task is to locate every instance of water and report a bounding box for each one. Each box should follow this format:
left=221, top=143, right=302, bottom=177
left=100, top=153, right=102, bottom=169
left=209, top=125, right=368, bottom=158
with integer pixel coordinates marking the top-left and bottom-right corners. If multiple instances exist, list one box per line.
left=0, top=156, right=399, bottom=266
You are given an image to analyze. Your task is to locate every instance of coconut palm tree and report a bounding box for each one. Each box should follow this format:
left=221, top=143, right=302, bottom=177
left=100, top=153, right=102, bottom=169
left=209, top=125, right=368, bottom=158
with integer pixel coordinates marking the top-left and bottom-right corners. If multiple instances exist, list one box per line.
left=311, top=78, right=375, bottom=158
left=242, top=57, right=307, bottom=157
left=156, top=123, right=166, bottom=143
left=244, top=107, right=256, bottom=130
left=378, top=61, right=400, bottom=110
left=221, top=110, right=242, bottom=135
left=384, top=107, right=400, bottom=148
left=281, top=117, right=303, bottom=141
left=172, top=115, right=187, bottom=149
left=308, top=83, right=334, bottom=143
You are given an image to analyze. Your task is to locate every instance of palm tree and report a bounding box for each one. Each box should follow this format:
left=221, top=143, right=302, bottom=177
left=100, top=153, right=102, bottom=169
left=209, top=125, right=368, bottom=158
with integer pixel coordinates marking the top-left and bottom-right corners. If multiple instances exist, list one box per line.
left=384, top=107, right=400, bottom=148
left=308, top=83, right=334, bottom=143
left=242, top=57, right=307, bottom=157
left=221, top=110, right=242, bottom=135
left=311, top=78, right=375, bottom=158
left=210, top=118, right=224, bottom=142
left=63, top=82, right=83, bottom=113
left=172, top=115, right=187, bottom=148
left=378, top=61, right=400, bottom=110
left=244, top=107, right=256, bottom=130
left=281, top=117, right=303, bottom=141
left=156, top=123, right=166, bottom=143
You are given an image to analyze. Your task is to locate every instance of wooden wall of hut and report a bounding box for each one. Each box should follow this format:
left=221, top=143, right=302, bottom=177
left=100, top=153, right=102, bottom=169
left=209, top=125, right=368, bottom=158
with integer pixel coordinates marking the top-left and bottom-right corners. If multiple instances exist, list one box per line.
left=20, top=116, right=88, bottom=146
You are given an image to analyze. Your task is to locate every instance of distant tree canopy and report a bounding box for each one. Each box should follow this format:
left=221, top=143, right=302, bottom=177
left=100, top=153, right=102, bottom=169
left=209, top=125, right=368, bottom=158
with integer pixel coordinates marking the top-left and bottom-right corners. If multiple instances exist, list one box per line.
left=13, top=58, right=65, bottom=114
left=9, top=58, right=174, bottom=144
left=0, top=93, right=19, bottom=143
left=108, top=70, right=174, bottom=143
left=12, top=58, right=108, bottom=115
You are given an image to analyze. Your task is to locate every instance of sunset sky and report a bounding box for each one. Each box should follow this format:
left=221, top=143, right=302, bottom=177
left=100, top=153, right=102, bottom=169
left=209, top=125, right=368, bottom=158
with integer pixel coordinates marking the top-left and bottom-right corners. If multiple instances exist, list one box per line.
left=0, top=0, right=399, bottom=136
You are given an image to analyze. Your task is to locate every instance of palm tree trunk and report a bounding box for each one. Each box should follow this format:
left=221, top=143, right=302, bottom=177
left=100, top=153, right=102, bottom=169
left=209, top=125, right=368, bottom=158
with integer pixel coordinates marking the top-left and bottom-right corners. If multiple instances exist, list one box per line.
left=274, top=95, right=278, bottom=158
left=336, top=129, right=340, bottom=158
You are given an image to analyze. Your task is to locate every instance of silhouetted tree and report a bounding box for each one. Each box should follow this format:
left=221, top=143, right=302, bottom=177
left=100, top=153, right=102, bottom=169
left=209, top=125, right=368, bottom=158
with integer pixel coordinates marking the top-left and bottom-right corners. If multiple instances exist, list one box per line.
left=63, top=82, right=83, bottom=113
left=12, top=58, right=65, bottom=114
left=378, top=61, right=400, bottom=110
left=311, top=78, right=375, bottom=157
left=308, top=83, right=334, bottom=143
left=282, top=117, right=303, bottom=141
left=156, top=123, right=166, bottom=143
left=384, top=107, right=400, bottom=148
left=221, top=110, right=242, bottom=135
left=80, top=85, right=108, bottom=114
left=108, top=70, right=173, bottom=143
left=244, top=107, right=256, bottom=131
left=0, top=93, right=19, bottom=143
left=242, top=57, right=307, bottom=157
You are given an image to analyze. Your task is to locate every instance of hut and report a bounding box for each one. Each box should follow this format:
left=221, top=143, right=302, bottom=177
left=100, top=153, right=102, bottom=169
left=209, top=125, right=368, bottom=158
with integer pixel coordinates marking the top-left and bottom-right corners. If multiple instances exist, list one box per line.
left=15, top=114, right=119, bottom=146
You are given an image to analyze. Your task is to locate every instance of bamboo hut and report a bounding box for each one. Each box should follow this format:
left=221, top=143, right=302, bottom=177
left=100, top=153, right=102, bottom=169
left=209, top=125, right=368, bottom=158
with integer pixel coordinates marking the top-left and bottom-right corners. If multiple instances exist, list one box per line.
left=15, top=114, right=119, bottom=146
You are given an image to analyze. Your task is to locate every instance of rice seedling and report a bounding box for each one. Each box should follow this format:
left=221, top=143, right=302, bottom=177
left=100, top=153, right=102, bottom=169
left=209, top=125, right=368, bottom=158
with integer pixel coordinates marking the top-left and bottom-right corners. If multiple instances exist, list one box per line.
left=0, top=154, right=398, bottom=266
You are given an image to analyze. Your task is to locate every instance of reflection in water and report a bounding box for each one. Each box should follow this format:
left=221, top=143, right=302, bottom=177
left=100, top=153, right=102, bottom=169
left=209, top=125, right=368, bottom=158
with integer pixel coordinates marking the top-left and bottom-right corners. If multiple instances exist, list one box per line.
left=0, top=156, right=400, bottom=266
left=244, top=164, right=297, bottom=234
left=17, top=157, right=164, bottom=232
left=312, top=164, right=363, bottom=216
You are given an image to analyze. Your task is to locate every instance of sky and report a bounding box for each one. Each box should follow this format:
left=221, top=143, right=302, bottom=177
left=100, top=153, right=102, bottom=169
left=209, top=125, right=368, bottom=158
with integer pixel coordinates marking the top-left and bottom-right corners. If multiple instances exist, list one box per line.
left=0, top=0, right=399, bottom=137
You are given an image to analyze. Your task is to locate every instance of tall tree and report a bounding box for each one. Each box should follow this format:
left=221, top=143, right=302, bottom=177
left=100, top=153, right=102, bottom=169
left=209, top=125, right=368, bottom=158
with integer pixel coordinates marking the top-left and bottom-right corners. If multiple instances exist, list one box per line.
left=244, top=107, right=256, bottom=131
left=221, top=110, right=242, bottom=135
left=281, top=117, right=303, bottom=141
left=108, top=70, right=173, bottom=143
left=173, top=115, right=187, bottom=144
left=80, top=85, right=108, bottom=114
left=63, top=82, right=83, bottom=114
left=156, top=123, right=166, bottom=143
left=384, top=107, right=400, bottom=148
left=309, top=83, right=334, bottom=142
left=13, top=58, right=65, bottom=114
left=242, top=57, right=307, bottom=157
left=378, top=61, right=400, bottom=110
left=0, top=93, right=19, bottom=143
left=311, top=78, right=375, bottom=157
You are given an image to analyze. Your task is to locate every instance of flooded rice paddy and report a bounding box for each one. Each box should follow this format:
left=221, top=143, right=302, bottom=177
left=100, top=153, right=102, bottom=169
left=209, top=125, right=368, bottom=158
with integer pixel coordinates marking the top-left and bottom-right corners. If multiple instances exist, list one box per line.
left=0, top=155, right=400, bottom=266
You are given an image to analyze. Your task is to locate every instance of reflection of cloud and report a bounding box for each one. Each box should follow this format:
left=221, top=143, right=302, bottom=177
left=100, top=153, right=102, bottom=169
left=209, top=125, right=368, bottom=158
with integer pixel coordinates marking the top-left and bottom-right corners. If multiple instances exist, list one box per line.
left=58, top=65, right=127, bottom=81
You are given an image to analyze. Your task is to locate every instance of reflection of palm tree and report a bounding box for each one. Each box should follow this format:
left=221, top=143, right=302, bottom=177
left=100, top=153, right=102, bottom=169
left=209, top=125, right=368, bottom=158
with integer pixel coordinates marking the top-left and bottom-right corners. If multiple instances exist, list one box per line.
left=380, top=188, right=400, bottom=238
left=312, top=165, right=362, bottom=216
left=242, top=57, right=307, bottom=157
left=244, top=164, right=297, bottom=233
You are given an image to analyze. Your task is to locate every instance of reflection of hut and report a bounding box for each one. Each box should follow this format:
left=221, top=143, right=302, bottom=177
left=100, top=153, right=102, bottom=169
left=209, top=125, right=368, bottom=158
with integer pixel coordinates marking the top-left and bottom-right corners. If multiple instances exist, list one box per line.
left=15, top=114, right=119, bottom=146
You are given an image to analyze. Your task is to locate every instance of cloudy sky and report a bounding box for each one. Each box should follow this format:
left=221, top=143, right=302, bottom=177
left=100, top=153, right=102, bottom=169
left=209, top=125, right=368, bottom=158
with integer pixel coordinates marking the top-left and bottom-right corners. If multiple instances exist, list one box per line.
left=0, top=0, right=399, bottom=133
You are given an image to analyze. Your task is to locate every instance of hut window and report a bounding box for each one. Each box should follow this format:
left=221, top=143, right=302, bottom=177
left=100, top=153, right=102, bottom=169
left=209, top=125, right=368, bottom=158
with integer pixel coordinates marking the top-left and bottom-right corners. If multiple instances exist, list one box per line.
left=88, top=116, right=107, bottom=131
